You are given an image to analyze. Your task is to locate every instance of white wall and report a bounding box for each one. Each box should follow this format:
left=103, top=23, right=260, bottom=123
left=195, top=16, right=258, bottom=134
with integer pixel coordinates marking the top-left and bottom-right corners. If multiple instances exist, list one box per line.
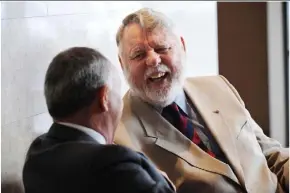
left=266, top=2, right=287, bottom=146
left=288, top=2, right=290, bottom=146
left=1, top=1, right=218, bottom=184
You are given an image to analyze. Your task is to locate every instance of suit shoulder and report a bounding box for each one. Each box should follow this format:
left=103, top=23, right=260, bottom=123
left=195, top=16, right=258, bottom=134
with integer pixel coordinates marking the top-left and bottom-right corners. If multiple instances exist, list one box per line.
left=25, top=133, right=49, bottom=155
left=184, top=75, right=238, bottom=93
left=185, top=75, right=228, bottom=85
left=100, top=144, right=139, bottom=157
left=25, top=141, right=142, bottom=171
left=97, top=145, right=143, bottom=165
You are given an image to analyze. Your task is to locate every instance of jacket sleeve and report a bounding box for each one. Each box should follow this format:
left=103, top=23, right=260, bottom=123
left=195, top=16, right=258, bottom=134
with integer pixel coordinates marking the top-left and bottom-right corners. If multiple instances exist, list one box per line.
left=220, top=75, right=289, bottom=192
left=100, top=148, right=175, bottom=193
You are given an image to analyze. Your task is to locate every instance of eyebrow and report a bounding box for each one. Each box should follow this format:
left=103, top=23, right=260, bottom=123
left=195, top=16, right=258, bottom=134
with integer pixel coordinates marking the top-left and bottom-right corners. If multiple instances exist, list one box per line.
left=152, top=41, right=170, bottom=47
left=132, top=47, right=144, bottom=53
left=132, top=41, right=169, bottom=50
left=129, top=45, right=145, bottom=55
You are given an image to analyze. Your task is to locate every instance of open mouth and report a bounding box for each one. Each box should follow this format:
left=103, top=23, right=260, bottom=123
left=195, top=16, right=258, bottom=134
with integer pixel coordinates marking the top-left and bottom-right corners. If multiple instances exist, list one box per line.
left=148, top=72, right=169, bottom=82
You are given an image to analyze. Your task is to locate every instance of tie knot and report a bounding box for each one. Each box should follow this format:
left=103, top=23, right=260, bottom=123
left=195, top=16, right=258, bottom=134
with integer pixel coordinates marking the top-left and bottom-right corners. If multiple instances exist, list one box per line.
left=163, top=102, right=179, bottom=112
left=163, top=102, right=191, bottom=120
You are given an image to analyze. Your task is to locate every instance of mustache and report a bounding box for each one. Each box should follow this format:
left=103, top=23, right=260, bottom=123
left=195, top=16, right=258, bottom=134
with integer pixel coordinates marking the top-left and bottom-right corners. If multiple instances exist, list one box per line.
left=144, top=64, right=171, bottom=79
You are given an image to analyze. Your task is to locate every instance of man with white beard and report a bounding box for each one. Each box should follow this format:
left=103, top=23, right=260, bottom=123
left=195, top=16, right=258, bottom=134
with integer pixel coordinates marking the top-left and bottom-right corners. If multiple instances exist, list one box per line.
left=114, top=8, right=289, bottom=193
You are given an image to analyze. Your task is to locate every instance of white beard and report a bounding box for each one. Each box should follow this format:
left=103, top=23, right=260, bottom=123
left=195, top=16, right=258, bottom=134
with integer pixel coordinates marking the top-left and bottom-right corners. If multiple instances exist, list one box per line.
left=123, top=64, right=185, bottom=107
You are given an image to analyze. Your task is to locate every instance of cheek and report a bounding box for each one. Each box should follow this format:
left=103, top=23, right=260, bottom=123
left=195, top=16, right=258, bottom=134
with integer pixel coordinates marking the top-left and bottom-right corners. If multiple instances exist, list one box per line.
left=162, top=54, right=180, bottom=73
left=127, top=62, right=146, bottom=81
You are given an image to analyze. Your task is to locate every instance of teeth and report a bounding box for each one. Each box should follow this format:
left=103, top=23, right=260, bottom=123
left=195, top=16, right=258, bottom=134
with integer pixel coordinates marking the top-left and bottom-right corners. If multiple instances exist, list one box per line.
left=150, top=72, right=165, bottom=79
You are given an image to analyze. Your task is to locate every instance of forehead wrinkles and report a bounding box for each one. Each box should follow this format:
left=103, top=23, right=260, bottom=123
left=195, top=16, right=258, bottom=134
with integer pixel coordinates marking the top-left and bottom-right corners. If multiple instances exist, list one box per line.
left=146, top=27, right=176, bottom=47
left=122, top=25, right=177, bottom=56
left=121, top=25, right=146, bottom=54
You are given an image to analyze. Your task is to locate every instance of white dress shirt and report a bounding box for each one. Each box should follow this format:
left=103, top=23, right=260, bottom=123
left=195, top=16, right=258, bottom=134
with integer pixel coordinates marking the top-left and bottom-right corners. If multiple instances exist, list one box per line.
left=57, top=122, right=106, bottom=144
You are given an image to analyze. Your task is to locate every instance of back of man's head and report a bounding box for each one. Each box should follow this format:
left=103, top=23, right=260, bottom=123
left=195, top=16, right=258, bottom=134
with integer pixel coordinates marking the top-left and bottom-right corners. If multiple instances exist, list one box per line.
left=44, top=47, right=113, bottom=120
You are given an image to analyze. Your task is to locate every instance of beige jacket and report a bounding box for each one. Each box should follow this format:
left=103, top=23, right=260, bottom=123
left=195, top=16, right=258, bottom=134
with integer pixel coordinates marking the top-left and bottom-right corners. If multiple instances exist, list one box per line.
left=114, top=75, right=289, bottom=193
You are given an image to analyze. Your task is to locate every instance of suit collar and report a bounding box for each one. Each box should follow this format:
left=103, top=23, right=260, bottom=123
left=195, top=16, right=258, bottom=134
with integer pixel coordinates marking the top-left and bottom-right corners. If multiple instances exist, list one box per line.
left=127, top=78, right=246, bottom=188
left=129, top=93, right=240, bottom=184
left=56, top=122, right=106, bottom=144
left=47, top=123, right=98, bottom=143
left=183, top=78, right=246, bottom=188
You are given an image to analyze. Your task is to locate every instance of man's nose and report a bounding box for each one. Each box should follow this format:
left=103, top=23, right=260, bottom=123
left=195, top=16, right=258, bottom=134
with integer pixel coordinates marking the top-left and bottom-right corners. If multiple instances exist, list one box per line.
left=145, top=51, right=161, bottom=67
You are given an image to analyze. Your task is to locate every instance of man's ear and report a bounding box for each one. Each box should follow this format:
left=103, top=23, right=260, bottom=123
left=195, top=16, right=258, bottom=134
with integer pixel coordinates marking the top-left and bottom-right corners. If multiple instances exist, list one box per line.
left=118, top=55, right=124, bottom=70
left=98, top=85, right=109, bottom=112
left=180, top=36, right=186, bottom=52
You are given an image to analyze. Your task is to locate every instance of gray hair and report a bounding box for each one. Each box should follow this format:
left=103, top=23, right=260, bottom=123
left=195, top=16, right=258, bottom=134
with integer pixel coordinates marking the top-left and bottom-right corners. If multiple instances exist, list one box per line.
left=44, top=47, right=113, bottom=119
left=116, top=8, right=174, bottom=46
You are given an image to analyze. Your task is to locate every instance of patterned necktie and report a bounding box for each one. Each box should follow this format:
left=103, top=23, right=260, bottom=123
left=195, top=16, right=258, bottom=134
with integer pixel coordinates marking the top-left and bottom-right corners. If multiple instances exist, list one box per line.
left=162, top=102, right=215, bottom=157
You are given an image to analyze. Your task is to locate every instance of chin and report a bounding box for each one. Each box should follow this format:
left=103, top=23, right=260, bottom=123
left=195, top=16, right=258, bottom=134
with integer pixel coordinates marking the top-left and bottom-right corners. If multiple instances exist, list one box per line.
left=145, top=86, right=179, bottom=108
left=130, top=78, right=183, bottom=107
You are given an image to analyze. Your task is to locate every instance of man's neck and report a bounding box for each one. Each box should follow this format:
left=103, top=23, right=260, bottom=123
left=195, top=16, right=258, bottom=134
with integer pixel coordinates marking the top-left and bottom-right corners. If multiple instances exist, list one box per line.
left=56, top=121, right=107, bottom=144
left=57, top=116, right=90, bottom=129
left=56, top=115, right=109, bottom=143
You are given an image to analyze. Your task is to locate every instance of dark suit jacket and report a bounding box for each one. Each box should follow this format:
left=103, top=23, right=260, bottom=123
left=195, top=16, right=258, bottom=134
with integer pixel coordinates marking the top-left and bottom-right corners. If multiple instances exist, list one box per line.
left=22, top=123, right=175, bottom=193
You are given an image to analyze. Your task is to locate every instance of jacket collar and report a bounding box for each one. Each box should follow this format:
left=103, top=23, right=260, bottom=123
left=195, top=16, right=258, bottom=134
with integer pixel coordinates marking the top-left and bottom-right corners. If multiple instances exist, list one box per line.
left=127, top=78, right=246, bottom=188
left=47, top=123, right=98, bottom=143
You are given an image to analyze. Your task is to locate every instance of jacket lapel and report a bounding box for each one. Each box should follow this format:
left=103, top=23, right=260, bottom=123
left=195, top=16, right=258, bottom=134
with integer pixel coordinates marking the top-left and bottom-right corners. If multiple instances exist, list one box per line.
left=129, top=93, right=241, bottom=186
left=184, top=78, right=246, bottom=188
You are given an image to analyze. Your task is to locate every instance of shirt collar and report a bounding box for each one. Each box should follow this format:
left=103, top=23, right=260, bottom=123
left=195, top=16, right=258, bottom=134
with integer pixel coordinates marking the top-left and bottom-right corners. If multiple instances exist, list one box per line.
left=57, top=122, right=106, bottom=145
